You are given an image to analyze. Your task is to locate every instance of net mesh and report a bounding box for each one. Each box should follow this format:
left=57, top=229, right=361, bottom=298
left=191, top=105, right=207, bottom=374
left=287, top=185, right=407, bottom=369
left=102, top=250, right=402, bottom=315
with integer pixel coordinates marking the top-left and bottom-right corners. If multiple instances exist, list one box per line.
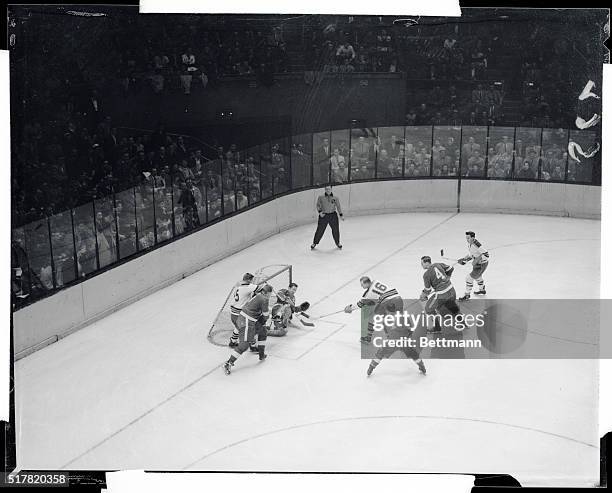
left=207, top=264, right=292, bottom=346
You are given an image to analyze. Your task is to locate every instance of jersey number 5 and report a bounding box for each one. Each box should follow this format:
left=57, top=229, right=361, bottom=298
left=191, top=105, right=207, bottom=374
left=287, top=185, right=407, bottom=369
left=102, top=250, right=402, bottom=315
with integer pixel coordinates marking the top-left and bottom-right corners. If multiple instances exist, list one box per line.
left=234, top=289, right=240, bottom=302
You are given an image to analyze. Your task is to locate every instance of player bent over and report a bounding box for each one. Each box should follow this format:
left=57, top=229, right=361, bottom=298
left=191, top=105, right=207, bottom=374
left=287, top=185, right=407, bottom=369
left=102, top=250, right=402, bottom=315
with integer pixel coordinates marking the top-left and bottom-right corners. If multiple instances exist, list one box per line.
left=366, top=300, right=426, bottom=377
left=344, top=276, right=402, bottom=344
left=266, top=289, right=293, bottom=337
left=228, top=272, right=259, bottom=347
left=420, top=256, right=460, bottom=333
left=223, top=285, right=272, bottom=375
left=266, top=287, right=313, bottom=336
left=458, top=231, right=489, bottom=301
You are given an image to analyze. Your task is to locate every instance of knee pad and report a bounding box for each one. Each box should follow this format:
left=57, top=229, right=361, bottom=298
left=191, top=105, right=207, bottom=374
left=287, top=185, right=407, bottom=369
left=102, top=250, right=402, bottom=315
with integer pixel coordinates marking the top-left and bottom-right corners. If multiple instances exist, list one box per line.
left=466, top=273, right=475, bottom=283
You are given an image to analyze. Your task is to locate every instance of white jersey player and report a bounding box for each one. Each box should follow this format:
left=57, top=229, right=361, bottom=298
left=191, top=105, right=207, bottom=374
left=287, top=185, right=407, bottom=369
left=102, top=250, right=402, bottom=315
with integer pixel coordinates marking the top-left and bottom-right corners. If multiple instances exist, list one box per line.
left=228, top=272, right=259, bottom=347
left=344, top=276, right=402, bottom=343
left=458, top=231, right=490, bottom=301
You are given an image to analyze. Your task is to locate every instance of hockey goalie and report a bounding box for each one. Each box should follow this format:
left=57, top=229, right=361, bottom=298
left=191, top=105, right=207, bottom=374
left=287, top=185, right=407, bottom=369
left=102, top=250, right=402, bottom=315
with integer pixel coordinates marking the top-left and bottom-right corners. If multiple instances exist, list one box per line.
left=266, top=287, right=312, bottom=336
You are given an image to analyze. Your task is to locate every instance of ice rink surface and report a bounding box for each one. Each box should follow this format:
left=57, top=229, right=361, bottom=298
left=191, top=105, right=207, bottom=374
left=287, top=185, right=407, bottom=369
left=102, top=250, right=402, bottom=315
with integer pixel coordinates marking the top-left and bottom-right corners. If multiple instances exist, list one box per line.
left=15, top=212, right=601, bottom=486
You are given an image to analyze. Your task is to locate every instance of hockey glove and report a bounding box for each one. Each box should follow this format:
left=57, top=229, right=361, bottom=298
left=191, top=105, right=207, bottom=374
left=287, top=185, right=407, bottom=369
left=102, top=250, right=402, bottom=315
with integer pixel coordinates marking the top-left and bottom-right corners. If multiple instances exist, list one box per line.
left=294, top=301, right=311, bottom=313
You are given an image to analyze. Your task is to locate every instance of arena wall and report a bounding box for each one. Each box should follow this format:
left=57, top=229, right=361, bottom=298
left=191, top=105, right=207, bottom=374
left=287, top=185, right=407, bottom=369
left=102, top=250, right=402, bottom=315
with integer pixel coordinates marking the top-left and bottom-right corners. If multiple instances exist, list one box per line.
left=460, top=181, right=601, bottom=219
left=13, top=180, right=600, bottom=359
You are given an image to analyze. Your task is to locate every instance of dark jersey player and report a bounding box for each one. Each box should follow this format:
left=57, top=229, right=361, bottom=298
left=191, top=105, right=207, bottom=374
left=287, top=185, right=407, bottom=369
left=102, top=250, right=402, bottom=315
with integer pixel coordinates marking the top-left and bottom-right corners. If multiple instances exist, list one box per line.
left=223, top=284, right=272, bottom=375
left=366, top=301, right=427, bottom=377
left=420, top=256, right=460, bottom=333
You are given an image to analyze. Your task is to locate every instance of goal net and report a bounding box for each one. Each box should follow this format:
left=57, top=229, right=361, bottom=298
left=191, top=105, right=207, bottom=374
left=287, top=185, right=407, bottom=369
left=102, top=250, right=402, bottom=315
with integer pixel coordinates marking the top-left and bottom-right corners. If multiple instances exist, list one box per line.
left=207, top=264, right=293, bottom=346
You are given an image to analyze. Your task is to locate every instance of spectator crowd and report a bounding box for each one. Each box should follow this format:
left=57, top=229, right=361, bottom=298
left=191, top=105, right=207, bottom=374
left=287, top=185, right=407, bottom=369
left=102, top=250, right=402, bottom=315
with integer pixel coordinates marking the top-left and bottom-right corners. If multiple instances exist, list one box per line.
left=10, top=9, right=602, bottom=305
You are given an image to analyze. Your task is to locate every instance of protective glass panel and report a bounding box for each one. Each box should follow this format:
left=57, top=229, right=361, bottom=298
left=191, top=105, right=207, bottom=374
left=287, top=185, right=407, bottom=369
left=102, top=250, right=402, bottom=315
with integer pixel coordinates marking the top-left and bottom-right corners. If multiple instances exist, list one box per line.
left=206, top=170, right=223, bottom=222
left=171, top=175, right=185, bottom=235
left=12, top=227, right=31, bottom=301
left=487, top=127, right=515, bottom=180
left=222, top=151, right=237, bottom=215
left=178, top=181, right=204, bottom=232
left=377, top=126, right=405, bottom=178
left=568, top=129, right=598, bottom=183
left=271, top=137, right=291, bottom=194
left=190, top=150, right=206, bottom=188
left=432, top=126, right=460, bottom=177
left=24, top=218, right=53, bottom=291
left=73, top=202, right=98, bottom=278
left=233, top=150, right=249, bottom=211
left=330, top=129, right=350, bottom=184
left=115, top=188, right=137, bottom=260
left=404, top=126, right=433, bottom=177
left=291, top=134, right=312, bottom=189
left=513, top=128, right=542, bottom=180
left=259, top=142, right=273, bottom=200
left=49, top=211, right=77, bottom=287
left=244, top=146, right=261, bottom=206
left=313, top=131, right=331, bottom=186
left=155, top=185, right=175, bottom=243
left=460, top=126, right=487, bottom=177
left=135, top=184, right=155, bottom=250
left=540, top=128, right=569, bottom=181
left=349, top=127, right=377, bottom=180
left=94, top=197, right=118, bottom=269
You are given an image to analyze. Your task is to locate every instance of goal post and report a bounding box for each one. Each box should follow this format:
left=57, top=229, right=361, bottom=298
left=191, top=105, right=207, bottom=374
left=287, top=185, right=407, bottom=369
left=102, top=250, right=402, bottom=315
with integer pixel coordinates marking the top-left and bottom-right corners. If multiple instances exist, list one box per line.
left=207, top=264, right=293, bottom=347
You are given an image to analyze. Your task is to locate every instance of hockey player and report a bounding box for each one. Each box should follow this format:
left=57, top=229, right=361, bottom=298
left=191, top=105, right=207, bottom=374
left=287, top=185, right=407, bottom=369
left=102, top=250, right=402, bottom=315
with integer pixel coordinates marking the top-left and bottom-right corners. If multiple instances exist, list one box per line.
left=223, top=284, right=272, bottom=375
left=267, top=287, right=313, bottom=336
left=420, top=256, right=460, bottom=333
left=457, top=231, right=490, bottom=301
left=266, top=289, right=293, bottom=337
left=344, top=276, right=402, bottom=344
left=366, top=300, right=427, bottom=377
left=228, top=272, right=259, bottom=348
left=286, top=283, right=298, bottom=309
left=285, top=283, right=313, bottom=328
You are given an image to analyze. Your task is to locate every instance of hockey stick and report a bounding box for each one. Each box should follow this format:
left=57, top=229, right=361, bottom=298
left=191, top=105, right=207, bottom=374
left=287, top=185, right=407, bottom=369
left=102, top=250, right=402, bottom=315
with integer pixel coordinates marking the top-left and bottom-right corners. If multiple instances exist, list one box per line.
left=440, top=249, right=466, bottom=266
left=297, top=313, right=315, bottom=327
left=312, top=308, right=346, bottom=320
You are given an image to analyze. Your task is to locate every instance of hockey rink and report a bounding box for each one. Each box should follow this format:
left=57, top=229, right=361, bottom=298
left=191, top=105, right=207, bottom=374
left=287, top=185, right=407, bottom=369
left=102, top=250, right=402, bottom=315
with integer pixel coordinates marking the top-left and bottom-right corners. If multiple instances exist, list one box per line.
left=14, top=212, right=601, bottom=486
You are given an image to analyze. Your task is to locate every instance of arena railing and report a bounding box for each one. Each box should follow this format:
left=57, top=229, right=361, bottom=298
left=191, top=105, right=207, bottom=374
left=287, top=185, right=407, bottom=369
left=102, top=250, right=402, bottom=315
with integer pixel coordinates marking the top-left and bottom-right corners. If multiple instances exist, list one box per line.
left=10, top=124, right=600, bottom=309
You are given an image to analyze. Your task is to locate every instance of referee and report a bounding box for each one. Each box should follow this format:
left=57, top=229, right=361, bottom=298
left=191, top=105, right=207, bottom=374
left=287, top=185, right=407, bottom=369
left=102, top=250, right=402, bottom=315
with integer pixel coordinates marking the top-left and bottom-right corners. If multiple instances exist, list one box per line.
left=311, top=185, right=344, bottom=250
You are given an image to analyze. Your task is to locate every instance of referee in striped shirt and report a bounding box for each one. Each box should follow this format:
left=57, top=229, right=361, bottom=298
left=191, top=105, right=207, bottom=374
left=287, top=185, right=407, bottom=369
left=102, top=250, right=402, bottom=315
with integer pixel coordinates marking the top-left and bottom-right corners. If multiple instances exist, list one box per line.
left=311, top=185, right=344, bottom=250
